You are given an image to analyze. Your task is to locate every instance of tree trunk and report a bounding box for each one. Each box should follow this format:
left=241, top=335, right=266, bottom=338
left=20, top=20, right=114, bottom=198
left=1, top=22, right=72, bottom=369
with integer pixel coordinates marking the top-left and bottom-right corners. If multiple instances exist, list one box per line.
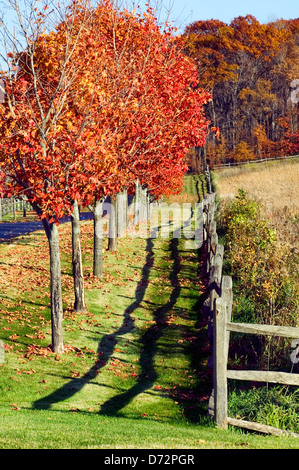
left=134, top=179, right=140, bottom=225
left=146, top=190, right=151, bottom=221
left=108, top=195, right=117, bottom=251
left=71, top=200, right=86, bottom=312
left=93, top=198, right=104, bottom=277
left=124, top=188, right=128, bottom=230
left=117, top=190, right=127, bottom=237
left=42, top=219, right=64, bottom=354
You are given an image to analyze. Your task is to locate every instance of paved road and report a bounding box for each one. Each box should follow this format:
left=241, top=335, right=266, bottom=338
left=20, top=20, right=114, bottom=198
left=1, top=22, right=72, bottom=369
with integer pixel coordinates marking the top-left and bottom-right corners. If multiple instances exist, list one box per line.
left=0, top=212, right=94, bottom=242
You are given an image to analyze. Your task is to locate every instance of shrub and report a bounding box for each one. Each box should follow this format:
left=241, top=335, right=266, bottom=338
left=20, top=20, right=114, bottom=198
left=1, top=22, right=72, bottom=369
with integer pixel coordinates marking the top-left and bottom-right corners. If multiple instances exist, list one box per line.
left=228, top=385, right=299, bottom=433
left=218, top=189, right=299, bottom=369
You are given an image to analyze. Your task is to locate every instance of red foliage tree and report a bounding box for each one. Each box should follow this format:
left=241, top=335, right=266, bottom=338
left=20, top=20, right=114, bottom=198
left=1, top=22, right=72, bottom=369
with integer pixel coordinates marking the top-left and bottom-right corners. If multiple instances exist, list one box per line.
left=0, top=0, right=210, bottom=352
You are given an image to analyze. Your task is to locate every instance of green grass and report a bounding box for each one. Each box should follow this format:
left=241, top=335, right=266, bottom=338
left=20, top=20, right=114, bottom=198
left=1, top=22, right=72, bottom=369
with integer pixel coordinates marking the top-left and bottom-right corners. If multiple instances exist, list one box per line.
left=0, top=178, right=298, bottom=448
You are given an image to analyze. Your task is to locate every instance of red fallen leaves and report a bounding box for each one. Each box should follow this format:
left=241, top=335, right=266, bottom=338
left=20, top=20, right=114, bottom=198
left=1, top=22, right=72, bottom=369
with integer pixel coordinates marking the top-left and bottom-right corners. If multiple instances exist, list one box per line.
left=70, top=370, right=81, bottom=378
left=23, top=345, right=53, bottom=359
left=10, top=403, right=20, bottom=410
left=8, top=334, right=19, bottom=341
left=22, top=343, right=96, bottom=360
left=25, top=333, right=46, bottom=340
left=15, top=368, right=36, bottom=375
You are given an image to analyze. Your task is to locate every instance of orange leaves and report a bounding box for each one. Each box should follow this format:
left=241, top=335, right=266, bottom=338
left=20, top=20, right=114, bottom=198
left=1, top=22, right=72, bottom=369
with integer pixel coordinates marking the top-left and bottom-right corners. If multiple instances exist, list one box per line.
left=8, top=334, right=19, bottom=342
left=183, top=15, right=290, bottom=90
left=24, top=345, right=53, bottom=359
left=0, top=0, right=210, bottom=220
left=183, top=15, right=299, bottom=165
left=10, top=403, right=20, bottom=410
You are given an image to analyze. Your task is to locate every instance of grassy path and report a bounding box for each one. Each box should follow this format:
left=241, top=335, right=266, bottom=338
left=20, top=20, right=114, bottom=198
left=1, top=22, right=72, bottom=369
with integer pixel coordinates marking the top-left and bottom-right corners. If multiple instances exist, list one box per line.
left=0, top=181, right=298, bottom=448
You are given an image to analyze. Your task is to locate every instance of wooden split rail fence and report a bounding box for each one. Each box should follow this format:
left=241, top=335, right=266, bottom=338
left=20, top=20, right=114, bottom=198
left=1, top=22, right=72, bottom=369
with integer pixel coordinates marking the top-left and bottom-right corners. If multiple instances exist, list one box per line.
left=0, top=197, right=32, bottom=222
left=202, top=191, right=299, bottom=438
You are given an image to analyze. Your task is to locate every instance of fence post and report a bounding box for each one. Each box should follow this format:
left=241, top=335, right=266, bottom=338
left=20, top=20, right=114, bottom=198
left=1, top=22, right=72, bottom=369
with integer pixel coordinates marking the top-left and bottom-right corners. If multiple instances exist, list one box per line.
left=134, top=179, right=140, bottom=225
left=221, top=275, right=233, bottom=362
left=214, top=297, right=228, bottom=429
left=205, top=165, right=212, bottom=194
left=23, top=199, right=26, bottom=218
left=209, top=244, right=224, bottom=314
left=13, top=198, right=16, bottom=220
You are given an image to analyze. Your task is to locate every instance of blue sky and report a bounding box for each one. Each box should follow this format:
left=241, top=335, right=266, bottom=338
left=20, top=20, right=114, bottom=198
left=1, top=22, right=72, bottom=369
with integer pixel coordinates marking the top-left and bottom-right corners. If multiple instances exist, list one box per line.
left=154, top=0, right=299, bottom=32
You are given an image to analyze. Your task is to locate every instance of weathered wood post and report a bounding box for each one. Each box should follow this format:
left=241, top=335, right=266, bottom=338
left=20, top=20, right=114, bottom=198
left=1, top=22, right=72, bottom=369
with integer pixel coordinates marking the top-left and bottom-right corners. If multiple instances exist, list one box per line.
left=209, top=243, right=224, bottom=332
left=207, top=220, right=217, bottom=273
left=134, top=179, right=140, bottom=226
left=71, top=200, right=87, bottom=312
left=13, top=198, right=16, bottom=220
left=205, top=165, right=212, bottom=194
left=117, top=190, right=127, bottom=238
left=108, top=195, right=118, bottom=251
left=221, top=275, right=233, bottom=357
left=214, top=297, right=228, bottom=429
left=23, top=199, right=27, bottom=218
left=202, top=197, right=208, bottom=242
left=141, top=187, right=147, bottom=222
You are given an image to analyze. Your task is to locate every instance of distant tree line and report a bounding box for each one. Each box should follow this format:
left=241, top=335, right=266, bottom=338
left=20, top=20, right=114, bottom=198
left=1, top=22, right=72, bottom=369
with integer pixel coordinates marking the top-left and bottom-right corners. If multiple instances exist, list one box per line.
left=183, top=15, right=299, bottom=166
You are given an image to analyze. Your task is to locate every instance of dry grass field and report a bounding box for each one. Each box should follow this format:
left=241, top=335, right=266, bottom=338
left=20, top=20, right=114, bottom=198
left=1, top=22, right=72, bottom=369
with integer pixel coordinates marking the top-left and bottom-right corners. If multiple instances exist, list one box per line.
left=216, top=159, right=299, bottom=249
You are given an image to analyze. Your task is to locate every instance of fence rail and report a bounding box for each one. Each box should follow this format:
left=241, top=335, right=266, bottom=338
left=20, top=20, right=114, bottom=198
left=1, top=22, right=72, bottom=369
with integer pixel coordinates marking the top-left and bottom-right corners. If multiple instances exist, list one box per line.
left=212, top=153, right=299, bottom=169
left=202, top=189, right=299, bottom=438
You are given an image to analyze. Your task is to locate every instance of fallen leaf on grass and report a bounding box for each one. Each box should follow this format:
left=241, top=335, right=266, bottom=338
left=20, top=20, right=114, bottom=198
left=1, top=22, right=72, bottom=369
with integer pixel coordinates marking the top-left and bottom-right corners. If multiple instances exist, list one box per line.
left=24, top=369, right=36, bottom=374
left=70, top=370, right=81, bottom=378
left=70, top=408, right=81, bottom=413
left=10, top=403, right=20, bottom=410
left=24, top=345, right=53, bottom=359
left=25, top=333, right=45, bottom=340
left=9, top=334, right=19, bottom=341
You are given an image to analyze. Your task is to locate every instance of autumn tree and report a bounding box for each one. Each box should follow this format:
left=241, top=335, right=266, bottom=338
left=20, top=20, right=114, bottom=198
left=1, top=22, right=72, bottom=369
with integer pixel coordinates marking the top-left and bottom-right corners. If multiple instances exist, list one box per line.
left=0, top=0, right=211, bottom=353
left=0, top=0, right=115, bottom=352
left=183, top=15, right=299, bottom=164
left=66, top=1, right=211, bottom=259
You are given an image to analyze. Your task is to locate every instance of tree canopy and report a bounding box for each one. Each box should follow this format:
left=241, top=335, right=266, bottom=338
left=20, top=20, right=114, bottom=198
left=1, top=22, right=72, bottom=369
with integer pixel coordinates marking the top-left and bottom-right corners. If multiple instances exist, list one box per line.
left=183, top=15, right=299, bottom=166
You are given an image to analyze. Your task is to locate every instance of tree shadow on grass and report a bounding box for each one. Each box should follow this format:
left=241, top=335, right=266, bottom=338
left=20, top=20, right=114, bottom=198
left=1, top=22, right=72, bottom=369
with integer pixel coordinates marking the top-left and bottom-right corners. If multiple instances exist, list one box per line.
left=98, top=236, right=181, bottom=416
left=33, top=229, right=212, bottom=423
left=33, top=237, right=155, bottom=411
left=168, top=240, right=212, bottom=423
